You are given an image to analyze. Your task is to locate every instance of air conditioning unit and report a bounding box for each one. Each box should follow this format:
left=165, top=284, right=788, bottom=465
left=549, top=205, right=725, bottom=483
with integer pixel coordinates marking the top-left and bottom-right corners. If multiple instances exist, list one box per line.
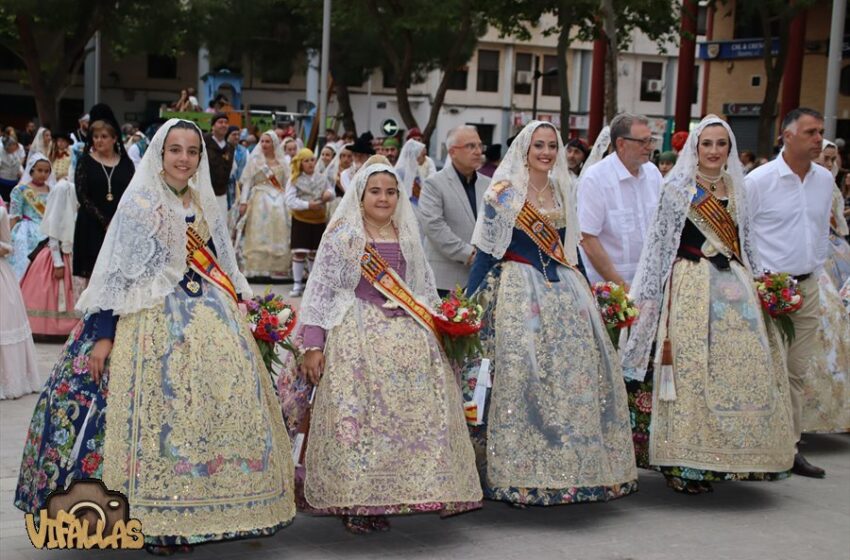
left=647, top=79, right=664, bottom=93
left=516, top=70, right=533, bottom=85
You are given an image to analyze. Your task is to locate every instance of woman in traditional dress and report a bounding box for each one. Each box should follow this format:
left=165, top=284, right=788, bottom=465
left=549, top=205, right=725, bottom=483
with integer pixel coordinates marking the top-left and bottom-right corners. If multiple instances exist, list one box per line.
left=0, top=198, right=41, bottom=399
left=236, top=131, right=291, bottom=278
left=8, top=155, right=54, bottom=279
left=799, top=145, right=850, bottom=433
left=26, top=127, right=52, bottom=166
left=394, top=138, right=427, bottom=206
left=15, top=119, right=295, bottom=554
left=73, top=104, right=134, bottom=282
left=285, top=148, right=334, bottom=297
left=20, top=176, right=79, bottom=339
left=622, top=115, right=796, bottom=494
left=465, top=121, right=637, bottom=506
left=316, top=143, right=337, bottom=177
left=279, top=160, right=481, bottom=534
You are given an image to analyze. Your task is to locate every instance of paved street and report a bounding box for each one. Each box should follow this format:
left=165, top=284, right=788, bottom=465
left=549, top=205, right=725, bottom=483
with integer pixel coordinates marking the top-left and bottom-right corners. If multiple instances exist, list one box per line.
left=1, top=290, right=848, bottom=559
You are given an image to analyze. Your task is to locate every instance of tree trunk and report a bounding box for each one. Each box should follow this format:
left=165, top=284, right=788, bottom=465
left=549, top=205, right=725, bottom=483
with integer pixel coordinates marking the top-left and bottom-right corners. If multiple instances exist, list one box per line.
left=421, top=14, right=474, bottom=146
left=334, top=79, right=357, bottom=134
left=15, top=13, right=102, bottom=127
left=601, top=0, right=618, bottom=121
left=757, top=6, right=792, bottom=157
left=556, top=5, right=572, bottom=143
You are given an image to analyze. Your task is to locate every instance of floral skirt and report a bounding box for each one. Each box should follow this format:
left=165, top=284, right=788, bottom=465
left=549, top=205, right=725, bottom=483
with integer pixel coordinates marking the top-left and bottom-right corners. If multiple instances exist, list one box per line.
left=279, top=300, right=482, bottom=516
left=824, top=233, right=850, bottom=290
left=16, top=282, right=296, bottom=546
left=629, top=259, right=794, bottom=481
left=801, top=271, right=850, bottom=433
left=467, top=261, right=638, bottom=506
left=15, top=321, right=107, bottom=514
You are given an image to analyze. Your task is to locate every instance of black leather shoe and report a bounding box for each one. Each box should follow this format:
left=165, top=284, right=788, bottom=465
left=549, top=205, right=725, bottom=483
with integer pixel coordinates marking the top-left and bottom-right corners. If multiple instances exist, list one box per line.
left=792, top=453, right=826, bottom=478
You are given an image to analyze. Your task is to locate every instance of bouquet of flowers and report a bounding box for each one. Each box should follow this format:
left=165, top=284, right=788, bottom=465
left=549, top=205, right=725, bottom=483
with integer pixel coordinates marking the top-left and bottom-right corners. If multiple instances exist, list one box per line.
left=245, top=291, right=299, bottom=375
left=754, top=271, right=803, bottom=344
left=592, top=281, right=639, bottom=350
left=432, top=286, right=484, bottom=366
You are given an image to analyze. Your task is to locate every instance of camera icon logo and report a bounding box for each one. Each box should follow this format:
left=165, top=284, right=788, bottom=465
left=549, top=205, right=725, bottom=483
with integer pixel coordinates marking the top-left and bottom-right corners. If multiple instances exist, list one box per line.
left=25, top=479, right=144, bottom=549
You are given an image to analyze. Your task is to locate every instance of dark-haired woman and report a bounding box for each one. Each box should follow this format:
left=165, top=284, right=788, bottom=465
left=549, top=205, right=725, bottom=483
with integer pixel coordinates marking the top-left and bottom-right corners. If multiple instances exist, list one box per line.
left=72, top=104, right=134, bottom=282
left=15, top=119, right=295, bottom=554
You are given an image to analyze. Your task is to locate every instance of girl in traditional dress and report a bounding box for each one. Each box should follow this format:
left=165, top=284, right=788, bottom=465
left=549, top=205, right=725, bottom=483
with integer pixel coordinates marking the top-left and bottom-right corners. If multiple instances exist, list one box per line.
left=326, top=143, right=353, bottom=218
left=15, top=119, right=295, bottom=555
left=49, top=132, right=73, bottom=181
left=236, top=131, right=292, bottom=278
left=0, top=198, right=40, bottom=399
left=395, top=139, right=427, bottom=205
left=622, top=116, right=796, bottom=494
left=8, top=155, right=54, bottom=279
left=465, top=121, right=638, bottom=506
left=285, top=148, right=334, bottom=297
left=73, top=104, right=134, bottom=282
left=20, top=177, right=79, bottom=338
left=282, top=137, right=298, bottom=166
left=279, top=161, right=481, bottom=534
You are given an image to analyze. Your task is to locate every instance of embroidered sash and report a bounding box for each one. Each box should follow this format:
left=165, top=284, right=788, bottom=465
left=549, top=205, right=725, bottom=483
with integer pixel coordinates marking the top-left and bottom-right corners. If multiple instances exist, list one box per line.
left=688, top=185, right=742, bottom=262
left=259, top=163, right=283, bottom=190
left=515, top=200, right=572, bottom=268
left=185, top=226, right=238, bottom=303
left=359, top=243, right=439, bottom=339
left=21, top=188, right=46, bottom=217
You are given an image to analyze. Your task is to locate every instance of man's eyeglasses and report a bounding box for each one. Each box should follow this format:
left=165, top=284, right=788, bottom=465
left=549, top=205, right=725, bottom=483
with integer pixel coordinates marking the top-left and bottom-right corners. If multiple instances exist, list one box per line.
left=621, top=136, right=658, bottom=147
left=453, top=142, right=486, bottom=152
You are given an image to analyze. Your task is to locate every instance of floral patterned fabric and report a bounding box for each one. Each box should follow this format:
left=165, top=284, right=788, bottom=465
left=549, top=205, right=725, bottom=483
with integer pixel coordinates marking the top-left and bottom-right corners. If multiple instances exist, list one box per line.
left=466, top=258, right=638, bottom=506
left=800, top=270, right=850, bottom=433
left=15, top=320, right=109, bottom=515
left=280, top=298, right=482, bottom=516
left=8, top=184, right=48, bottom=279
left=824, top=233, right=850, bottom=290
left=628, top=257, right=795, bottom=480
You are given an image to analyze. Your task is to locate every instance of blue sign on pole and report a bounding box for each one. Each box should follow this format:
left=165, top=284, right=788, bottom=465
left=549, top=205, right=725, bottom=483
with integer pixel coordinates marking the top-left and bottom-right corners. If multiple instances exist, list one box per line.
left=699, top=36, right=850, bottom=60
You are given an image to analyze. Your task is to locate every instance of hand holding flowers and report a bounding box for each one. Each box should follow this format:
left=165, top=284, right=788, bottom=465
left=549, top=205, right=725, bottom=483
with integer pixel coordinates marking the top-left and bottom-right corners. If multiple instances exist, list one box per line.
left=592, top=281, right=639, bottom=350
left=754, top=271, right=803, bottom=344
left=433, top=286, right=484, bottom=366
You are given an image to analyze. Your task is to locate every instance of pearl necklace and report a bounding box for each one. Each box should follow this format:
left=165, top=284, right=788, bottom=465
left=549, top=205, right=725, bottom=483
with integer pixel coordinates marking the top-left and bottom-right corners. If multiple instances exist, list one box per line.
left=696, top=170, right=722, bottom=192
left=528, top=178, right=552, bottom=206
left=363, top=217, right=395, bottom=242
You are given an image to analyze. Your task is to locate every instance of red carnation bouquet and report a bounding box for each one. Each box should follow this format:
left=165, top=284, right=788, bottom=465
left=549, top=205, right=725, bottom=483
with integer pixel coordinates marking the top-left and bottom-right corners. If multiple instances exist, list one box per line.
left=245, top=290, right=299, bottom=375
left=754, top=271, right=803, bottom=344
left=432, top=286, right=484, bottom=366
left=592, top=281, right=639, bottom=350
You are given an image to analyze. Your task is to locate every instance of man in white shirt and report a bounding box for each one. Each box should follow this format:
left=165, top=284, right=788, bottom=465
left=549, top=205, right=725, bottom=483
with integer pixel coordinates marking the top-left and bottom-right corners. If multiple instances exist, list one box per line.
left=745, top=107, right=833, bottom=479
left=578, top=113, right=662, bottom=289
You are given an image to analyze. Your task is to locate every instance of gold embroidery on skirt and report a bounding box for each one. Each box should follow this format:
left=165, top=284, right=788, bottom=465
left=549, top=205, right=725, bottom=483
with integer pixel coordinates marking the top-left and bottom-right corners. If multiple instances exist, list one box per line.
left=484, top=262, right=637, bottom=490
left=304, top=301, right=481, bottom=509
left=102, top=293, right=295, bottom=537
left=650, top=259, right=795, bottom=472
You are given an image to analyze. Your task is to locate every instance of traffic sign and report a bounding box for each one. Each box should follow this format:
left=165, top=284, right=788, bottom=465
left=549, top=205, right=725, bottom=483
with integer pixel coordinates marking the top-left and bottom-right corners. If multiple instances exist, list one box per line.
left=381, top=118, right=399, bottom=136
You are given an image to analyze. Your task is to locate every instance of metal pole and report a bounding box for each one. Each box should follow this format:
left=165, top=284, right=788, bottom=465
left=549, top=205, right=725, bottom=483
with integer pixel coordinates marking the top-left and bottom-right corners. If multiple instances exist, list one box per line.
left=532, top=56, right=539, bottom=120
left=94, top=31, right=101, bottom=105
left=823, top=0, right=846, bottom=140
left=318, top=0, right=332, bottom=148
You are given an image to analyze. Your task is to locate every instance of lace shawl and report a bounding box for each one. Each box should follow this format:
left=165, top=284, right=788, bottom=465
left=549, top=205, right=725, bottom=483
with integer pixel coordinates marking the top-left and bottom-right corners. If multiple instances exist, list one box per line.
left=75, top=118, right=250, bottom=315
left=621, top=115, right=760, bottom=380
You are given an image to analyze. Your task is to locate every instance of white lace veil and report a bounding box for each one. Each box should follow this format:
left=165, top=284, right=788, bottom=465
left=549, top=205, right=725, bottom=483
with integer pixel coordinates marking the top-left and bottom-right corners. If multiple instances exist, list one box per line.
left=76, top=118, right=251, bottom=315
left=40, top=178, right=77, bottom=250
left=316, top=143, right=338, bottom=176
left=621, top=115, right=757, bottom=380
left=394, top=139, right=426, bottom=196
left=26, top=128, right=52, bottom=166
left=20, top=153, right=56, bottom=188
left=298, top=162, right=438, bottom=331
left=240, top=130, right=288, bottom=187
left=470, top=120, right=579, bottom=263
left=579, top=126, right=611, bottom=182
left=323, top=143, right=352, bottom=188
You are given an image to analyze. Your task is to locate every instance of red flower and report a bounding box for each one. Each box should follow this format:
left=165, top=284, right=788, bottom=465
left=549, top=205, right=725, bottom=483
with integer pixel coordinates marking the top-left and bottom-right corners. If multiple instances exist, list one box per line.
left=444, top=306, right=457, bottom=319
left=634, top=390, right=653, bottom=413
left=81, top=452, right=103, bottom=475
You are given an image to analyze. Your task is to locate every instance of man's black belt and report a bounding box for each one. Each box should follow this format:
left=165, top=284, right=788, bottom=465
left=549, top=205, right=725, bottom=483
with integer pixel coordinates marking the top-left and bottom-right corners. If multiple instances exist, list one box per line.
left=792, top=273, right=812, bottom=283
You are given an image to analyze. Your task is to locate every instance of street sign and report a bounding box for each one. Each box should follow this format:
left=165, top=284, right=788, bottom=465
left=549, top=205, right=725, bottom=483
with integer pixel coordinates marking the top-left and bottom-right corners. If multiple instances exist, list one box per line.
left=381, top=118, right=399, bottom=136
